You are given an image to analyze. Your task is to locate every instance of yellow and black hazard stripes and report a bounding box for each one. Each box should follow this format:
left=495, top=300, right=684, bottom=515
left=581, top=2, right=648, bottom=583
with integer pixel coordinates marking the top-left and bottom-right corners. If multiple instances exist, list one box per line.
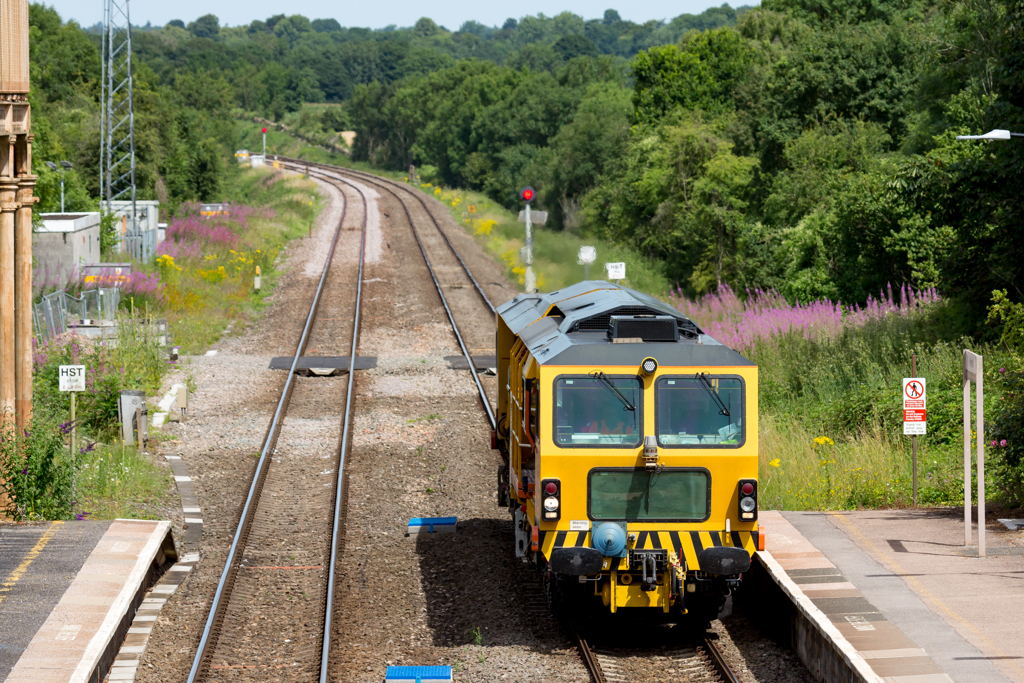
left=540, top=527, right=758, bottom=571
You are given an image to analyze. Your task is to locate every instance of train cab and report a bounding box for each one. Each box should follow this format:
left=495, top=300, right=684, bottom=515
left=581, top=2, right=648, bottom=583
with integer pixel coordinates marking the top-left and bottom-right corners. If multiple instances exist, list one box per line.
left=494, top=281, right=761, bottom=622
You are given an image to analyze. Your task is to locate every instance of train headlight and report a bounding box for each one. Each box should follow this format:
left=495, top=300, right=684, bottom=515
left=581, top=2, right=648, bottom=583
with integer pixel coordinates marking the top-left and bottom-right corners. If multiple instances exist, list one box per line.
left=640, top=357, right=658, bottom=376
left=541, top=478, right=561, bottom=521
left=737, top=479, right=758, bottom=521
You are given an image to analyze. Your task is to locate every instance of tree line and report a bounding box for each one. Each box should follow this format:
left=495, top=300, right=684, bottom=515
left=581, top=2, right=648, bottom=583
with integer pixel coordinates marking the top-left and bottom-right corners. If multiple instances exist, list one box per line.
left=352, top=0, right=1024, bottom=331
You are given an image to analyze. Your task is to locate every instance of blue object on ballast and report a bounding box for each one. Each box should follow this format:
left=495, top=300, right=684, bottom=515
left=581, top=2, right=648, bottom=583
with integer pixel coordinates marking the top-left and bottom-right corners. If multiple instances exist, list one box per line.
left=384, top=665, right=453, bottom=681
left=407, top=517, right=457, bottom=535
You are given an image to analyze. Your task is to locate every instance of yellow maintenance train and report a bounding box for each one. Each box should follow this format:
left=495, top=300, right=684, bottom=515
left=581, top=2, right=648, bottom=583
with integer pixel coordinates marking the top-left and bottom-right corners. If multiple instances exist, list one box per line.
left=495, top=281, right=762, bottom=624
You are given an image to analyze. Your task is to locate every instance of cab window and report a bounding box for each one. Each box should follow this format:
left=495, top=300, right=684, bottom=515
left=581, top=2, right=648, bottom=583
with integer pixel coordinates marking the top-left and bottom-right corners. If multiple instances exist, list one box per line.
left=554, top=376, right=641, bottom=447
left=656, top=376, right=744, bottom=447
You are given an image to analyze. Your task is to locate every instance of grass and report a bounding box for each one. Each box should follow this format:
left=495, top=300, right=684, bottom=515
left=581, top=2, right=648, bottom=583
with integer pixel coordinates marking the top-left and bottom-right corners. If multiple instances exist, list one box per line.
left=413, top=182, right=673, bottom=296
left=144, top=167, right=324, bottom=354
left=75, top=443, right=174, bottom=520
left=748, top=310, right=1016, bottom=510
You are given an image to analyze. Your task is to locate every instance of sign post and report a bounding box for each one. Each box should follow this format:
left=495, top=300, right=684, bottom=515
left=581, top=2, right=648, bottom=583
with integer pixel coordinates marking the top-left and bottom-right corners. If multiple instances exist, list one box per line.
left=262, top=127, right=267, bottom=156
left=903, top=360, right=925, bottom=506
left=963, top=350, right=985, bottom=556
left=58, top=365, right=86, bottom=464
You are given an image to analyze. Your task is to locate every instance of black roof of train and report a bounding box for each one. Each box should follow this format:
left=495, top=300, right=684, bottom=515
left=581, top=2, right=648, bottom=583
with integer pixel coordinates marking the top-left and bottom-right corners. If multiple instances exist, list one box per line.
left=497, top=281, right=754, bottom=367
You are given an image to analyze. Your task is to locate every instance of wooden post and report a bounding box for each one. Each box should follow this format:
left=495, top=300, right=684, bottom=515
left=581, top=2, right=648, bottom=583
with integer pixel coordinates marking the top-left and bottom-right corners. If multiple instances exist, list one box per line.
left=0, top=181, right=16, bottom=424
left=15, top=177, right=34, bottom=433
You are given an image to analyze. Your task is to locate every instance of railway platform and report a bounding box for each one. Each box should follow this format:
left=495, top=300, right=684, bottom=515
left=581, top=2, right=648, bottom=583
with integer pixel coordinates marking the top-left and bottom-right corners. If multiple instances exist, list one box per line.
left=0, top=519, right=175, bottom=683
left=762, top=509, right=1024, bottom=683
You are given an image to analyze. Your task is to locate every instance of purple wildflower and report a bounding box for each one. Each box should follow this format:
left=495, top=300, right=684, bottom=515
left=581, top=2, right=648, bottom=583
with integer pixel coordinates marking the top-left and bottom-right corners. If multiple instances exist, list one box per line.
left=20, top=467, right=28, bottom=475
left=668, top=284, right=941, bottom=352
left=1000, top=367, right=1006, bottom=374
left=75, top=511, right=90, bottom=521
left=59, top=421, right=73, bottom=435
left=1000, top=439, right=1007, bottom=447
left=991, top=440, right=998, bottom=447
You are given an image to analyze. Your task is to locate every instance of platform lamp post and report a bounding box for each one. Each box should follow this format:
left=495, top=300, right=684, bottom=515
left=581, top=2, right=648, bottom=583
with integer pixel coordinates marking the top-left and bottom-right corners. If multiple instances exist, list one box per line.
left=45, top=161, right=73, bottom=213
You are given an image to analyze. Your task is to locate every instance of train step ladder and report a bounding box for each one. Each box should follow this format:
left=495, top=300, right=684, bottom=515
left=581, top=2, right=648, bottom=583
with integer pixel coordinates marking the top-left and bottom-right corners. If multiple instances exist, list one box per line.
left=384, top=665, right=453, bottom=682
left=406, top=517, right=457, bottom=536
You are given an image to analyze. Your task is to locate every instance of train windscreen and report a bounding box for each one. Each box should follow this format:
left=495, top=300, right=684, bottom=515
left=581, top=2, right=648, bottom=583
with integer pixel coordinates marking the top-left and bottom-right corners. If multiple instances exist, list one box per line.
left=588, top=469, right=709, bottom=521
left=656, top=376, right=743, bottom=446
left=554, top=376, right=642, bottom=447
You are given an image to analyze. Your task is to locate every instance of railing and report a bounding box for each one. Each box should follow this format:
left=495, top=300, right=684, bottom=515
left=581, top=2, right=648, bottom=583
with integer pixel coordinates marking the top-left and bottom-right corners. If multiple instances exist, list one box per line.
left=33, top=288, right=121, bottom=343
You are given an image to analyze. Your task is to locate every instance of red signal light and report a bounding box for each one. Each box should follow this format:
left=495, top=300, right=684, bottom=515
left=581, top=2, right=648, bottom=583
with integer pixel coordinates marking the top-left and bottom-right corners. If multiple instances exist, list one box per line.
left=545, top=482, right=557, bottom=495
left=741, top=482, right=754, bottom=495
left=520, top=186, right=535, bottom=202
left=262, top=127, right=267, bottom=133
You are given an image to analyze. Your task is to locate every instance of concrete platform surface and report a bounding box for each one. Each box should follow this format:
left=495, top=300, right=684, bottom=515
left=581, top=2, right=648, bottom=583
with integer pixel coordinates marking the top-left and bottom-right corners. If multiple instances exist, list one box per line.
left=3, top=519, right=174, bottom=683
left=0, top=521, right=112, bottom=679
left=774, top=508, right=1024, bottom=683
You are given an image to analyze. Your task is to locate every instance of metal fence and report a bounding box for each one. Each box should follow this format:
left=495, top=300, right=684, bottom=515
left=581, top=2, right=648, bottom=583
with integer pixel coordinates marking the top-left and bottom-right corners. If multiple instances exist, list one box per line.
left=33, top=288, right=121, bottom=343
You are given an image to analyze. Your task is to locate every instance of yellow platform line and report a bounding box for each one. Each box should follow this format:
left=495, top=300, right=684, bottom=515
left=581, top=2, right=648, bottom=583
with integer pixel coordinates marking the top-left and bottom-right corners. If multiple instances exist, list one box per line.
left=830, top=512, right=1024, bottom=680
left=0, top=521, right=64, bottom=606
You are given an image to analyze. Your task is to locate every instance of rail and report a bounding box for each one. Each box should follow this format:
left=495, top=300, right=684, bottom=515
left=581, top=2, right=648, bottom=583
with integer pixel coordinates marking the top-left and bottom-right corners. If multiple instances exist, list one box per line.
left=284, top=159, right=497, bottom=431
left=186, top=175, right=362, bottom=682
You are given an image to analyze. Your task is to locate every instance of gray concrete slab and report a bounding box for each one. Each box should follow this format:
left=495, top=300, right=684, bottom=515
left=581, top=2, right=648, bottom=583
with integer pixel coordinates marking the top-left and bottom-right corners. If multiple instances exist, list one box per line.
left=784, top=511, right=1013, bottom=683
left=0, top=521, right=110, bottom=679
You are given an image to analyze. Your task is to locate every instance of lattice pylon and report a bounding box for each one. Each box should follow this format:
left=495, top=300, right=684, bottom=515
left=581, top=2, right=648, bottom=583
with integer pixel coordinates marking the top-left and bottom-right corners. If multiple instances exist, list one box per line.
left=100, top=0, right=137, bottom=257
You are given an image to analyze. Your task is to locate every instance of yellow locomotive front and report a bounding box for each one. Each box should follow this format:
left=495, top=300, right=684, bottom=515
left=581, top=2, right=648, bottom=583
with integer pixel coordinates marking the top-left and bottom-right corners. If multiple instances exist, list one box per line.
left=495, top=282, right=760, bottom=624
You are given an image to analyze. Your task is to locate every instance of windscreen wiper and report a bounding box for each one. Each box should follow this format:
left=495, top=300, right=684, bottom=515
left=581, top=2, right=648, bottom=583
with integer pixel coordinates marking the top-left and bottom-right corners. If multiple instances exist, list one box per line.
left=589, top=371, right=635, bottom=411
left=696, top=373, right=730, bottom=416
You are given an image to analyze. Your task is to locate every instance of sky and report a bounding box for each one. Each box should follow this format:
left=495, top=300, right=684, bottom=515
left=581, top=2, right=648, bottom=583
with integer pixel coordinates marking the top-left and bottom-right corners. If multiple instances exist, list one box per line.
left=48, top=0, right=749, bottom=30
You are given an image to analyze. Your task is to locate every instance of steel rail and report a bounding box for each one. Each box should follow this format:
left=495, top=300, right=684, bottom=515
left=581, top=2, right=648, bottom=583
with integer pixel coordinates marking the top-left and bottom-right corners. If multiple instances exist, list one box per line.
left=571, top=626, right=606, bottom=683
left=186, top=175, right=358, bottom=682
left=703, top=634, right=742, bottom=683
left=276, top=156, right=495, bottom=315
left=298, top=162, right=497, bottom=432
left=318, top=174, right=368, bottom=682
left=334, top=166, right=496, bottom=315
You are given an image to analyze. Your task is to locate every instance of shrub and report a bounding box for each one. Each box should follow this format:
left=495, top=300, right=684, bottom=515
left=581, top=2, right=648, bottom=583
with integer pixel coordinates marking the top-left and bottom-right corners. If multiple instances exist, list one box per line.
left=990, top=366, right=1024, bottom=503
left=0, top=410, right=77, bottom=520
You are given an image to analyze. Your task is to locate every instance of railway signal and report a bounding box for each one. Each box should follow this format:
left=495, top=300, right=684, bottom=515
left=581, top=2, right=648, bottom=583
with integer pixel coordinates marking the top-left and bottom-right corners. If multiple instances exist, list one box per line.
left=519, top=186, right=537, bottom=292
left=261, top=127, right=267, bottom=156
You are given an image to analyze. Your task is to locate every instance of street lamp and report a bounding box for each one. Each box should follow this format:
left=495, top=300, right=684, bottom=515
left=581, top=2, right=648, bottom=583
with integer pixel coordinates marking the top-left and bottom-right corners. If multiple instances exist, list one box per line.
left=955, top=129, right=1024, bottom=141
left=45, top=160, right=74, bottom=212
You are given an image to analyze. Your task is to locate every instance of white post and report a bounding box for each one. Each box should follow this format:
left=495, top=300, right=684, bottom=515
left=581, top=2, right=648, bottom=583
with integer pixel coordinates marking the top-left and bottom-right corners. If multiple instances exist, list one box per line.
left=60, top=173, right=65, bottom=213
left=524, top=202, right=536, bottom=293
left=977, top=355, right=985, bottom=557
left=262, top=131, right=266, bottom=157
left=964, top=371, right=971, bottom=546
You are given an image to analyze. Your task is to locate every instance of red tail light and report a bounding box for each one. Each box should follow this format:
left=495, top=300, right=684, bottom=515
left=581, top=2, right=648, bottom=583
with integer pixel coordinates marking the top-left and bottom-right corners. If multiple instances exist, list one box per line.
left=541, top=478, right=561, bottom=522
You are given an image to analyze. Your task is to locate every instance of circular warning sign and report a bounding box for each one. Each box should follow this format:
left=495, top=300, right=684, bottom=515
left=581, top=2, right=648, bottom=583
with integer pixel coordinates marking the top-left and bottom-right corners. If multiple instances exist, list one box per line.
left=904, top=380, right=924, bottom=399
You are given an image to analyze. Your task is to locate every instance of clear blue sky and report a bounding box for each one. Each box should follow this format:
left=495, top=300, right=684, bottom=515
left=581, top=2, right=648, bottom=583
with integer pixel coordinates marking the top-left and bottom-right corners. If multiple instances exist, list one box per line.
left=47, top=0, right=751, bottom=30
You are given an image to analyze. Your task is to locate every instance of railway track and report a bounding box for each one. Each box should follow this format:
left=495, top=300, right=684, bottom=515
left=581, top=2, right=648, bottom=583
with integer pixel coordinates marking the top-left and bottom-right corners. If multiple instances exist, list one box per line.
left=184, top=172, right=368, bottom=682
left=572, top=624, right=742, bottom=683
left=182, top=158, right=504, bottom=681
